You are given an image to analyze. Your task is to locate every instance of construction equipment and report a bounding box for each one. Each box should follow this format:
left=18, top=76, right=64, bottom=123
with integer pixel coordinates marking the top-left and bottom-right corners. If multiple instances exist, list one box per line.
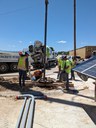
left=0, top=51, right=19, bottom=73
left=29, top=40, right=57, bottom=69
left=0, top=41, right=57, bottom=73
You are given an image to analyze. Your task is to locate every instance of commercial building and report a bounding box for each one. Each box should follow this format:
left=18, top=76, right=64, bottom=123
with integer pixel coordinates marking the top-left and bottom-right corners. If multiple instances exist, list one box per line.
left=69, top=46, right=96, bottom=59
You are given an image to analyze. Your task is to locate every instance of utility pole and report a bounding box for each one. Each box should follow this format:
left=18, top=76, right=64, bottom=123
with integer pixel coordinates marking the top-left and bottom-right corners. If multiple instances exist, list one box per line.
left=43, top=0, right=49, bottom=81
left=74, top=0, right=76, bottom=57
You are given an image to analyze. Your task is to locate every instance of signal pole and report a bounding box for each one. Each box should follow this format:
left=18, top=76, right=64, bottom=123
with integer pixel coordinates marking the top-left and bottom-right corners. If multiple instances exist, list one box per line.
left=74, top=0, right=76, bottom=57
left=43, top=0, right=49, bottom=81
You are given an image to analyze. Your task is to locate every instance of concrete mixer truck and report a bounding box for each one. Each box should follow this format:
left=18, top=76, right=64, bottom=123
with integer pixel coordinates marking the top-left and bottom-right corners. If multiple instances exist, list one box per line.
left=0, top=41, right=57, bottom=73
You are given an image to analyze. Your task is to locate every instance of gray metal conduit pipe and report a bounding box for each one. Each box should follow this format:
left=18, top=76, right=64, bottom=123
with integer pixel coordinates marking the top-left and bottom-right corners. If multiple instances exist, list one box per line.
left=15, top=97, right=27, bottom=128
left=15, top=94, right=35, bottom=128
left=26, top=99, right=36, bottom=128
left=16, top=94, right=47, bottom=100
left=20, top=99, right=32, bottom=128
left=16, top=94, right=35, bottom=100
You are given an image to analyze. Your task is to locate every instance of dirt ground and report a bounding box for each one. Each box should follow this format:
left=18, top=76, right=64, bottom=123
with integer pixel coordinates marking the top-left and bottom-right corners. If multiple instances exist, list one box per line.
left=0, top=67, right=96, bottom=128
left=0, top=71, right=65, bottom=128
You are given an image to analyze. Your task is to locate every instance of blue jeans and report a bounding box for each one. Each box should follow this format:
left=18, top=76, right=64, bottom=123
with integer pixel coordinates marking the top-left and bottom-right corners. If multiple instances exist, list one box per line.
left=59, top=71, right=69, bottom=90
left=71, top=69, right=75, bottom=79
left=19, top=70, right=27, bottom=87
left=65, top=72, right=69, bottom=90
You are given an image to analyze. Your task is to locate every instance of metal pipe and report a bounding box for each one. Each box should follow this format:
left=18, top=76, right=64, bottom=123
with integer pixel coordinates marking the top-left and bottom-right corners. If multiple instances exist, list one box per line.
left=20, top=99, right=31, bottom=128
left=26, top=99, right=35, bottom=128
left=16, top=95, right=35, bottom=128
left=15, top=97, right=27, bottom=128
left=95, top=80, right=96, bottom=102
left=43, top=0, right=49, bottom=81
left=74, top=0, right=76, bottom=57
left=17, top=94, right=47, bottom=100
left=17, top=94, right=35, bottom=99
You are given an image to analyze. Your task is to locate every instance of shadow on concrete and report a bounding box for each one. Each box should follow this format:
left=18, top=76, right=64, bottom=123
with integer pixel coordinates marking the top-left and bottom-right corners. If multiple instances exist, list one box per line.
left=73, top=93, right=94, bottom=100
left=0, top=81, right=20, bottom=91
left=0, top=79, right=94, bottom=100
left=0, top=79, right=96, bottom=124
left=62, top=89, right=94, bottom=100
left=0, top=81, right=45, bottom=97
left=47, top=97, right=96, bottom=124
left=20, top=87, right=44, bottom=97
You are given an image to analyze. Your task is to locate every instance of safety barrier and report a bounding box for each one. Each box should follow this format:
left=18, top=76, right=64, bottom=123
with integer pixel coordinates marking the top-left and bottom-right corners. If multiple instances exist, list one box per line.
left=15, top=94, right=35, bottom=128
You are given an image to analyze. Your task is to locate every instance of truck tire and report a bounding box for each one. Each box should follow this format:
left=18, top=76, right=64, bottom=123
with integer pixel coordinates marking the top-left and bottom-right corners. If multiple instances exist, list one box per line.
left=10, top=63, right=18, bottom=72
left=0, top=63, right=9, bottom=73
left=48, top=61, right=53, bottom=67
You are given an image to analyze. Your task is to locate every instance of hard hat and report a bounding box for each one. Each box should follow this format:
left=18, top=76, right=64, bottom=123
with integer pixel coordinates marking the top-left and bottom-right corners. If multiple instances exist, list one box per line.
left=22, top=48, right=29, bottom=53
left=19, top=51, right=22, bottom=55
left=62, top=55, right=67, bottom=59
left=25, top=51, right=29, bottom=55
left=22, top=51, right=25, bottom=55
left=22, top=48, right=29, bottom=55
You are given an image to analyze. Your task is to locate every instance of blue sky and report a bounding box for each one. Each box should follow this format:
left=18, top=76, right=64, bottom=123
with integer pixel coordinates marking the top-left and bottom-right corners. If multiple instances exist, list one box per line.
left=0, top=0, right=96, bottom=52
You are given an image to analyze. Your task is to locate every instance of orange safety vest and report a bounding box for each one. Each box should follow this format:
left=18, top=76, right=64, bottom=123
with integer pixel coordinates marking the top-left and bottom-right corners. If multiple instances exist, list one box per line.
left=17, top=56, right=27, bottom=70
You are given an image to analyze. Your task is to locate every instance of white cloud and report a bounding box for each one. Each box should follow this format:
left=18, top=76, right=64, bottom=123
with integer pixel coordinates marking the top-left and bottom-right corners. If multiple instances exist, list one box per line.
left=11, top=44, right=16, bottom=48
left=57, top=40, right=67, bottom=44
left=29, top=41, right=32, bottom=44
left=8, top=44, right=16, bottom=48
left=80, top=41, right=87, bottom=45
left=18, top=40, right=23, bottom=44
left=7, top=44, right=17, bottom=51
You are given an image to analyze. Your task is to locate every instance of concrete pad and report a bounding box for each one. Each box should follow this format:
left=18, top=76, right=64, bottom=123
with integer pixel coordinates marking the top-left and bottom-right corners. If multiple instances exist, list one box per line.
left=0, top=66, right=96, bottom=128
left=34, top=96, right=96, bottom=128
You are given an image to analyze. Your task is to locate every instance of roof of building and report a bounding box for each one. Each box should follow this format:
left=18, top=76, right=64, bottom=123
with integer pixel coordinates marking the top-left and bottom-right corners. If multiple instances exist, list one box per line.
left=69, top=45, right=96, bottom=52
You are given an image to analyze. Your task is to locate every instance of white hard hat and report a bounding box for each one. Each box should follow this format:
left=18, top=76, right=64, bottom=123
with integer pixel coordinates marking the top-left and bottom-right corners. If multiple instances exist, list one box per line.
left=62, top=55, right=67, bottom=59
left=22, top=51, right=25, bottom=55
left=22, top=48, right=29, bottom=55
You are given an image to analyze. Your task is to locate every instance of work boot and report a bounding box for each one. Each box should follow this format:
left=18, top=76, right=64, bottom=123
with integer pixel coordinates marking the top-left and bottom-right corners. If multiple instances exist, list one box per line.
left=19, top=84, right=22, bottom=88
left=66, top=88, right=70, bottom=91
left=72, top=77, right=75, bottom=80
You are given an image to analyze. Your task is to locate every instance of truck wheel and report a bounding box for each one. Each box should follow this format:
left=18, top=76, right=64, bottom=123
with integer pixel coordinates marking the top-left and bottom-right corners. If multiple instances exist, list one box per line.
left=0, top=63, right=9, bottom=73
left=10, top=63, right=18, bottom=72
left=46, top=62, right=50, bottom=68
left=48, top=62, right=53, bottom=67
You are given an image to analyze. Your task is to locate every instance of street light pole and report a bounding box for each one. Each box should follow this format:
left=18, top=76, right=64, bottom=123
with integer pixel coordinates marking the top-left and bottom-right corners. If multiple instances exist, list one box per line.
left=74, top=0, right=76, bottom=57
left=43, top=0, right=49, bottom=81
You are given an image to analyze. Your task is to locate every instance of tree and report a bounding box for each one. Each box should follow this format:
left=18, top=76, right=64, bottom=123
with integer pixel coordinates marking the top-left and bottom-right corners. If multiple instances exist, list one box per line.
left=50, top=47, right=54, bottom=51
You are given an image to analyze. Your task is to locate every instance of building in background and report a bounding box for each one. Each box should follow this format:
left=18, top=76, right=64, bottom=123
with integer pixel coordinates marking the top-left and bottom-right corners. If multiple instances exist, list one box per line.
left=69, top=46, right=96, bottom=59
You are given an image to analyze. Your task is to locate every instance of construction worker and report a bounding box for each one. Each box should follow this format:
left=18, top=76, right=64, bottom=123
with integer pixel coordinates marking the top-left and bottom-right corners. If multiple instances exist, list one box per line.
left=17, top=51, right=29, bottom=88
left=57, top=55, right=68, bottom=82
left=70, top=57, right=77, bottom=80
left=57, top=56, right=62, bottom=80
left=31, top=69, right=43, bottom=81
left=61, top=55, right=71, bottom=90
left=46, top=46, right=51, bottom=58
